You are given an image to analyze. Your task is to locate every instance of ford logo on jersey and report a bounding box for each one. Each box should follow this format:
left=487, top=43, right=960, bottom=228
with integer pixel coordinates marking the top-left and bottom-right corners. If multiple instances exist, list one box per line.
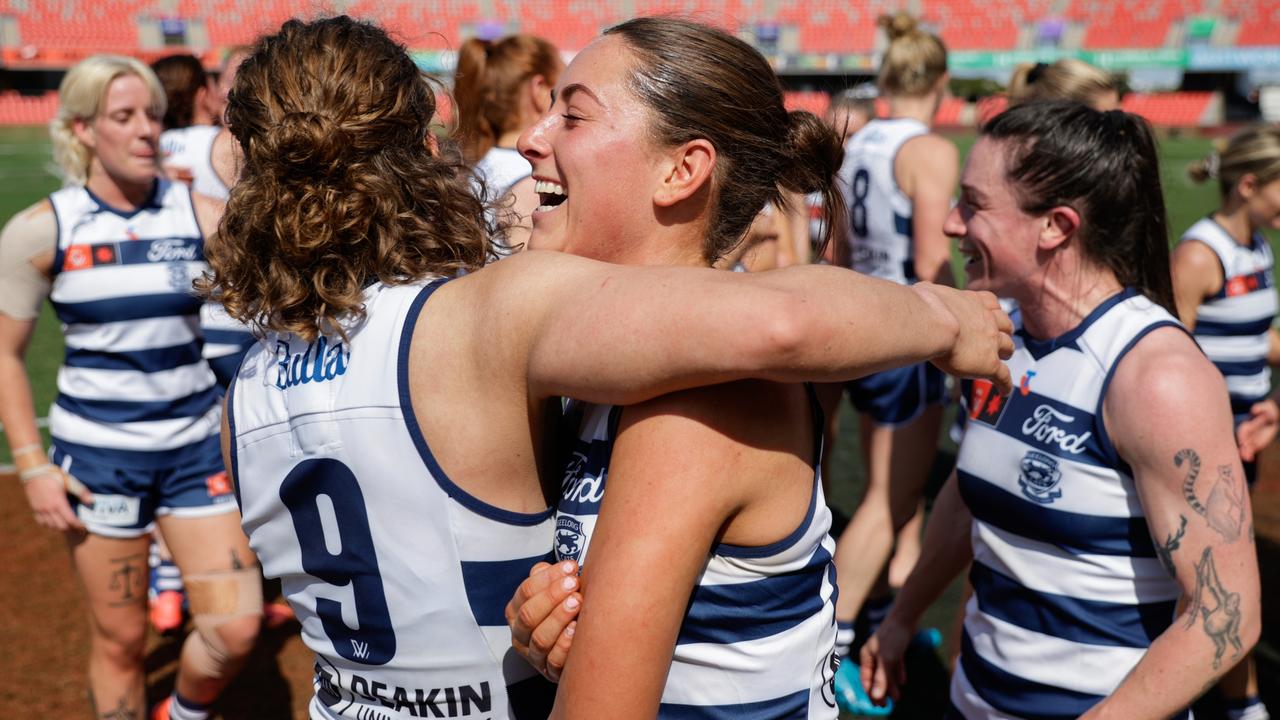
left=555, top=516, right=584, bottom=562
left=1019, top=450, right=1063, bottom=504
left=147, top=238, right=199, bottom=262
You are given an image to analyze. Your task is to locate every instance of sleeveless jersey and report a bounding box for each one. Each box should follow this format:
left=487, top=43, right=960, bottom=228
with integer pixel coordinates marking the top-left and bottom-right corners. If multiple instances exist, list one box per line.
left=553, top=393, right=839, bottom=719
left=47, top=179, right=220, bottom=468
left=200, top=302, right=256, bottom=390
left=1180, top=217, right=1278, bottom=420
left=951, top=289, right=1185, bottom=720
left=473, top=147, right=532, bottom=258
left=159, top=125, right=230, bottom=200
left=838, top=118, right=928, bottom=285
left=230, top=279, right=555, bottom=720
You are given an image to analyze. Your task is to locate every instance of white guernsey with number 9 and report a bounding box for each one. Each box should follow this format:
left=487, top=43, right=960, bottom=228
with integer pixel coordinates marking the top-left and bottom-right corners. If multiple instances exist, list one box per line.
left=230, top=279, right=555, bottom=720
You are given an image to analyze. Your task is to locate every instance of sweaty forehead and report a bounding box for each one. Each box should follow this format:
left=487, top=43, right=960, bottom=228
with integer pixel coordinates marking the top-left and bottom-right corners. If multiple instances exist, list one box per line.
left=557, top=36, right=635, bottom=103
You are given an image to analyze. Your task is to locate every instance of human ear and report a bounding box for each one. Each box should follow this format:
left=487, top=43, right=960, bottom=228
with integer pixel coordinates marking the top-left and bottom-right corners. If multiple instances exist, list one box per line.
left=653, top=139, right=715, bottom=207
left=72, top=118, right=95, bottom=151
left=1039, top=205, right=1080, bottom=251
left=530, top=75, right=553, bottom=114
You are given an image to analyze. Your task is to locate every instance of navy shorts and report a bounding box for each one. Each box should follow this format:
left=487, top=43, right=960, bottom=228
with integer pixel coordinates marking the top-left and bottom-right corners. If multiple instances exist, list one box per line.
left=51, top=435, right=235, bottom=538
left=846, top=362, right=946, bottom=426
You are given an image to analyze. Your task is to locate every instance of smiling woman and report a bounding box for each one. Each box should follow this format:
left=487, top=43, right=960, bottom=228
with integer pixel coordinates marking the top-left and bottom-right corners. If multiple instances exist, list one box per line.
left=0, top=54, right=263, bottom=720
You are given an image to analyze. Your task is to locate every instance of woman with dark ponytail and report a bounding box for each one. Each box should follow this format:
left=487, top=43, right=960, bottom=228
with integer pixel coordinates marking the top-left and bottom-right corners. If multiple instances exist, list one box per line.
left=860, top=101, right=1262, bottom=719
left=452, top=34, right=561, bottom=251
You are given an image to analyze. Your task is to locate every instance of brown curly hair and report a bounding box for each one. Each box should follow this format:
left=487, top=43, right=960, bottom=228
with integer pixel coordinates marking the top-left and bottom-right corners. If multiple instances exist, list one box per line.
left=198, top=16, right=490, bottom=341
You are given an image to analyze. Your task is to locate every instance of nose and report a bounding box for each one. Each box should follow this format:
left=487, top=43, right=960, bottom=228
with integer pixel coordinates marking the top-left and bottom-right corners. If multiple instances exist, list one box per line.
left=518, top=113, right=557, bottom=165
left=943, top=202, right=965, bottom=238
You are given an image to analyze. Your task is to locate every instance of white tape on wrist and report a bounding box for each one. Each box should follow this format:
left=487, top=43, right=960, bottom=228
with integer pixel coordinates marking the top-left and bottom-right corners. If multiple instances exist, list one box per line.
left=18, top=463, right=57, bottom=484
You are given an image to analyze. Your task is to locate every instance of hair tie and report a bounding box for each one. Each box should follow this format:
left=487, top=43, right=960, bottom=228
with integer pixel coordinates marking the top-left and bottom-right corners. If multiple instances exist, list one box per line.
left=1027, top=62, right=1048, bottom=85
left=1204, top=151, right=1221, bottom=180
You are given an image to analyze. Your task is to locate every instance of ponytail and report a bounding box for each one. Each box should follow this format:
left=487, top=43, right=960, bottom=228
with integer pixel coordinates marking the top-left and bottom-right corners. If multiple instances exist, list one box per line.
left=781, top=110, right=846, bottom=256
left=451, top=34, right=561, bottom=165
left=452, top=37, right=496, bottom=164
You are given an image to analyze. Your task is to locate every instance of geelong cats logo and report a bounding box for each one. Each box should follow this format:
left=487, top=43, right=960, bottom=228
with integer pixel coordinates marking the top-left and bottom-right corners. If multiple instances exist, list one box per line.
left=1019, top=450, right=1063, bottom=504
left=555, top=516, right=585, bottom=562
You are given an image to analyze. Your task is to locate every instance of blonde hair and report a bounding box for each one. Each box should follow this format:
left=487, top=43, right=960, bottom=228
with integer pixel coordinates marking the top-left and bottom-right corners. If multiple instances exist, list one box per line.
left=1188, top=123, right=1280, bottom=198
left=877, top=13, right=947, bottom=97
left=1008, top=59, right=1116, bottom=107
left=50, top=54, right=166, bottom=186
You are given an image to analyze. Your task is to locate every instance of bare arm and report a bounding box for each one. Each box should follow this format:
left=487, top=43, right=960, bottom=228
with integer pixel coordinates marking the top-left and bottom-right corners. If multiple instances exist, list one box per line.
left=552, top=384, right=801, bottom=718
left=472, top=250, right=1012, bottom=408
left=1170, top=240, right=1222, bottom=330
left=1081, top=328, right=1260, bottom=718
left=860, top=471, right=973, bottom=703
left=898, top=134, right=959, bottom=287
left=0, top=200, right=90, bottom=530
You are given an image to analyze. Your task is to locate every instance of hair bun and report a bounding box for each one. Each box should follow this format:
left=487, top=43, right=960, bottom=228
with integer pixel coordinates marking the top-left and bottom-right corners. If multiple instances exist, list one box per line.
left=878, top=12, right=919, bottom=42
left=263, top=111, right=349, bottom=175
left=781, top=110, right=844, bottom=195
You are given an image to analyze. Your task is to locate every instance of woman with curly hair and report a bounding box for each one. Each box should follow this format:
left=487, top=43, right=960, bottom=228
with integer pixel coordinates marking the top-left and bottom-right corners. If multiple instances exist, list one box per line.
left=210, top=16, right=1012, bottom=720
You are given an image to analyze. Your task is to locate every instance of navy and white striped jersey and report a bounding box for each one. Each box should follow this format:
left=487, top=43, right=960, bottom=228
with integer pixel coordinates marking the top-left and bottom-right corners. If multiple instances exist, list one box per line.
left=200, top=302, right=256, bottom=390
left=838, top=118, right=927, bottom=285
left=1180, top=217, right=1278, bottom=422
left=47, top=179, right=220, bottom=468
left=554, top=393, right=839, bottom=719
left=951, top=289, right=1186, bottom=720
left=159, top=125, right=230, bottom=201
left=231, top=279, right=555, bottom=720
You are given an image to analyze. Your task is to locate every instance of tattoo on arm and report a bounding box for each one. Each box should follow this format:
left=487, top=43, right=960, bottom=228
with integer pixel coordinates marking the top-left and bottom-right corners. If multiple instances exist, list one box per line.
left=231, top=549, right=244, bottom=570
left=1155, top=515, right=1187, bottom=579
left=101, top=696, right=140, bottom=720
left=1175, top=450, right=1244, bottom=542
left=1183, top=546, right=1244, bottom=670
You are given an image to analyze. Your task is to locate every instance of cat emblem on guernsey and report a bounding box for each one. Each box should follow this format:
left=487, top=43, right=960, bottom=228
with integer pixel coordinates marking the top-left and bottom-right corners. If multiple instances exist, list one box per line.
left=1019, top=450, right=1063, bottom=504
left=274, top=337, right=350, bottom=389
left=556, top=516, right=584, bottom=563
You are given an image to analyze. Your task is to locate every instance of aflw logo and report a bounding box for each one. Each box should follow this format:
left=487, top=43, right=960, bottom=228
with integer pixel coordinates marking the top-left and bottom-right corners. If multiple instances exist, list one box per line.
left=351, top=639, right=370, bottom=660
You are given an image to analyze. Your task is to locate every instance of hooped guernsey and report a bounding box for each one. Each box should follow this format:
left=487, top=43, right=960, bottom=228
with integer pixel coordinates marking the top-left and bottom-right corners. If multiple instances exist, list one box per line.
left=230, top=279, right=555, bottom=720
left=553, top=388, right=840, bottom=719
left=951, top=289, right=1187, bottom=720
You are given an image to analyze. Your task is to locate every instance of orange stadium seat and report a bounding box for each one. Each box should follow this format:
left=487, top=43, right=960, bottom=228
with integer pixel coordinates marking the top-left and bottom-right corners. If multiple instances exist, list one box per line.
left=1121, top=91, right=1214, bottom=127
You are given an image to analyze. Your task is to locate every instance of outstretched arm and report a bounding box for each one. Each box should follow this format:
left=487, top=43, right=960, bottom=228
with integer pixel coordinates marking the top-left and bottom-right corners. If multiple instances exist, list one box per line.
left=473, top=250, right=1012, bottom=408
left=1081, top=327, right=1260, bottom=719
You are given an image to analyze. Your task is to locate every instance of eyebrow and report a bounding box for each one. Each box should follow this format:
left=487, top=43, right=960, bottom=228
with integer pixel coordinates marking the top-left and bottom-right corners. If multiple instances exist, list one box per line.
left=960, top=183, right=986, bottom=202
left=557, top=83, right=603, bottom=107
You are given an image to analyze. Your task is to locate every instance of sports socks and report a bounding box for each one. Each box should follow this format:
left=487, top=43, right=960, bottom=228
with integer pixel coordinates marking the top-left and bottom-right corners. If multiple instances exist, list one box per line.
left=166, top=693, right=209, bottom=720
left=1225, top=696, right=1270, bottom=720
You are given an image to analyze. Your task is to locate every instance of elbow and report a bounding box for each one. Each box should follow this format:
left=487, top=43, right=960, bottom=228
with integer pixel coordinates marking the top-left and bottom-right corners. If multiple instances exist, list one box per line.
left=755, top=296, right=812, bottom=375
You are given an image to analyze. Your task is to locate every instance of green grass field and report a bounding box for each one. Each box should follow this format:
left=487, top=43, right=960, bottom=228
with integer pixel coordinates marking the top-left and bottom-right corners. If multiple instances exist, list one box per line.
left=0, top=125, right=1268, bottom=717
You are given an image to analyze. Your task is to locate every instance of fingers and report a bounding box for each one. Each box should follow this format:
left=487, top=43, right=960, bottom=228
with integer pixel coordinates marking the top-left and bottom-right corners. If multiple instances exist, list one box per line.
left=507, top=560, right=578, bottom=646
left=991, top=361, right=1013, bottom=397
left=998, top=329, right=1015, bottom=360
left=65, top=472, right=94, bottom=505
left=525, top=588, right=583, bottom=675
left=543, top=619, right=578, bottom=683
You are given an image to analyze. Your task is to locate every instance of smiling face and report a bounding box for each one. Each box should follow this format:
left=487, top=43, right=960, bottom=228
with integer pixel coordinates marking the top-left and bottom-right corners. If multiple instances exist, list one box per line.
left=517, top=35, right=674, bottom=263
left=945, top=137, right=1044, bottom=297
left=75, top=73, right=161, bottom=191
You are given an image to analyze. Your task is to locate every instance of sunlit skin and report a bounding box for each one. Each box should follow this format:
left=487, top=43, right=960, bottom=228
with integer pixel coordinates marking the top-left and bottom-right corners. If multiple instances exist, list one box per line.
left=71, top=74, right=161, bottom=209
left=517, top=35, right=706, bottom=267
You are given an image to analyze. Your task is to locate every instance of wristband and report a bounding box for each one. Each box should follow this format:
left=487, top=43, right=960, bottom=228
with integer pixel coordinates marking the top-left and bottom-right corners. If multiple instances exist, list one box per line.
left=12, top=443, right=43, bottom=457
left=18, top=463, right=58, bottom=484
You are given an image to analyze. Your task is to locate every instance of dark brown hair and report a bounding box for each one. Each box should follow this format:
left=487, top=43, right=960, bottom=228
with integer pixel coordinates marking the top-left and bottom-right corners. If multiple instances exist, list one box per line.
left=453, top=34, right=561, bottom=164
left=200, top=16, right=490, bottom=341
left=983, top=101, right=1175, bottom=315
left=604, top=16, right=845, bottom=262
left=151, top=53, right=207, bottom=129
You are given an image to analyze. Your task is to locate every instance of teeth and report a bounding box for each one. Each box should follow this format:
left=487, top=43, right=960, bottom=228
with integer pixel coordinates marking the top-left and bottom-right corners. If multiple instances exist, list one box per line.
left=535, top=180, right=566, bottom=195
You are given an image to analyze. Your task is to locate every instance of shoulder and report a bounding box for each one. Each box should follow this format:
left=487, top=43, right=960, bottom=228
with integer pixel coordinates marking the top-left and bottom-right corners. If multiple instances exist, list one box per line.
left=1172, top=237, right=1225, bottom=283
left=898, top=133, right=959, bottom=169
left=1, top=198, right=57, bottom=248
left=1105, top=325, right=1226, bottom=440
